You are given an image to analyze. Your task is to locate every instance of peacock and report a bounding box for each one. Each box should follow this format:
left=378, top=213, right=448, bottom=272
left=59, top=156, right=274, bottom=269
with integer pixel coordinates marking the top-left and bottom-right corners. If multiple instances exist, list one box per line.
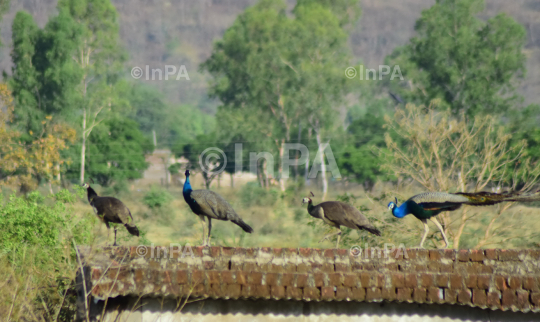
left=303, top=192, right=381, bottom=248
left=388, top=190, right=540, bottom=248
left=182, top=169, right=253, bottom=246
left=82, top=182, right=139, bottom=246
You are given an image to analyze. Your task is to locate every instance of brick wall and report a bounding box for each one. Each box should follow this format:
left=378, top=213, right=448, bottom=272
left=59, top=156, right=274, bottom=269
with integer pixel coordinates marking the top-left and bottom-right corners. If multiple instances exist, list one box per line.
left=79, top=246, right=540, bottom=313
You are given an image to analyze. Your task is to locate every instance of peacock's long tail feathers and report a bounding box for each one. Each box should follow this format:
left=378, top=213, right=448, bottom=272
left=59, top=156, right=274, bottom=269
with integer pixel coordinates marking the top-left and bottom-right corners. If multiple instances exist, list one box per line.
left=232, top=219, right=254, bottom=233
left=455, top=190, right=540, bottom=206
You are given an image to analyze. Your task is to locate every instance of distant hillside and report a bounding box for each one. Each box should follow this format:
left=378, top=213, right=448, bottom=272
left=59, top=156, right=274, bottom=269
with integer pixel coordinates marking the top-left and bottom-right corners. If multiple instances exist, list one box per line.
left=0, top=0, right=538, bottom=111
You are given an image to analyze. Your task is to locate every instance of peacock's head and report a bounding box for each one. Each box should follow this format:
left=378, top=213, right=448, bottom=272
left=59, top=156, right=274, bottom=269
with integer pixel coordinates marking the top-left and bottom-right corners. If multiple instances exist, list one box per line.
left=82, top=183, right=89, bottom=188
left=387, top=197, right=398, bottom=211
left=185, top=169, right=191, bottom=177
left=302, top=197, right=311, bottom=205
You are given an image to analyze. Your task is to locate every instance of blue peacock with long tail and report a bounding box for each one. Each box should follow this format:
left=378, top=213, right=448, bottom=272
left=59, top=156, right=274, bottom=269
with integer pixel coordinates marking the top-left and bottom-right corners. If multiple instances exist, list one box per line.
left=388, top=190, right=540, bottom=248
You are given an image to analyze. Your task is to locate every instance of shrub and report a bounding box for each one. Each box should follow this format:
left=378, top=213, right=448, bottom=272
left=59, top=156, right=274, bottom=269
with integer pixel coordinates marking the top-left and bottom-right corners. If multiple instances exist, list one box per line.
left=143, top=185, right=173, bottom=209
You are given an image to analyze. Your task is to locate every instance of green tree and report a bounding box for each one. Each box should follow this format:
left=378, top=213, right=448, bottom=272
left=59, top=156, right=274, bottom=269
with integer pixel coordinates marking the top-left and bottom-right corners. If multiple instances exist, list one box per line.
left=66, top=116, right=153, bottom=186
left=57, top=0, right=126, bottom=184
left=386, top=0, right=527, bottom=117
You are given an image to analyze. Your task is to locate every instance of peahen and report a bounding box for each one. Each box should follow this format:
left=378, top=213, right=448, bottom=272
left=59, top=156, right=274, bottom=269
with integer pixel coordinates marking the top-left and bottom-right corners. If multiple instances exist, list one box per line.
left=302, top=192, right=381, bottom=248
left=82, top=182, right=139, bottom=246
left=182, top=169, right=253, bottom=246
left=388, top=190, right=540, bottom=248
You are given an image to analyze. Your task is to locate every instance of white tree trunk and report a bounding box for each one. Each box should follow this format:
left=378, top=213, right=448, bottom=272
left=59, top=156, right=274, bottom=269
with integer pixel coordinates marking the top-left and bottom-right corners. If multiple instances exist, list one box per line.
left=80, top=108, right=87, bottom=184
left=279, top=140, right=286, bottom=192
left=316, top=132, right=327, bottom=201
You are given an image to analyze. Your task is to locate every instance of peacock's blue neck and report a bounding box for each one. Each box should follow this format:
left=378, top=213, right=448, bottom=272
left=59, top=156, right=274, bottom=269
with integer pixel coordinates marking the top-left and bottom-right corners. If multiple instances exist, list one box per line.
left=183, top=175, right=193, bottom=201
left=392, top=202, right=409, bottom=218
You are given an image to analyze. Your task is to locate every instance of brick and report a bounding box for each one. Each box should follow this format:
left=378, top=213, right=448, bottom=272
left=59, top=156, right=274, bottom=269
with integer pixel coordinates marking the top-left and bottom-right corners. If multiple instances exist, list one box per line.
left=469, top=250, right=484, bottom=262
left=135, top=269, right=145, bottom=284
left=208, top=283, right=223, bottom=298
left=221, top=247, right=235, bottom=256
left=450, top=274, right=463, bottom=289
left=314, top=273, right=325, bottom=287
left=352, top=287, right=366, bottom=300
left=221, top=271, right=235, bottom=284
left=298, top=248, right=312, bottom=257
left=495, top=276, right=507, bottom=291
left=408, top=249, right=429, bottom=260
left=366, top=288, right=382, bottom=301
left=304, top=287, right=321, bottom=300
left=343, top=274, right=358, bottom=287
left=324, top=249, right=335, bottom=259
left=177, top=271, right=188, bottom=284
left=382, top=287, right=397, bottom=301
left=508, top=276, right=521, bottom=289
left=440, top=249, right=455, bottom=260
left=321, top=263, right=334, bottom=273
left=440, top=263, right=453, bottom=273
left=435, top=275, right=449, bottom=287
left=427, top=261, right=442, bottom=273
left=385, top=263, right=399, bottom=271
left=265, top=273, right=279, bottom=286
left=191, top=270, right=204, bottom=284
left=207, top=271, right=220, bottom=285
left=429, top=250, right=441, bottom=261
left=404, top=274, right=417, bottom=288
left=243, top=262, right=256, bottom=272
left=376, top=274, right=385, bottom=288
left=360, top=273, right=370, bottom=287
left=226, top=284, right=241, bottom=298
left=427, top=287, right=442, bottom=303
left=270, top=286, right=285, bottom=299
left=281, top=273, right=294, bottom=287
left=502, top=290, right=517, bottom=307
left=499, top=249, right=520, bottom=261
left=335, top=263, right=350, bottom=272
left=270, top=264, right=285, bottom=273
left=523, top=277, right=539, bottom=291
left=397, top=288, right=413, bottom=301
left=255, top=285, right=270, bottom=298
left=336, top=287, right=353, bottom=300
left=516, top=290, right=530, bottom=310
left=297, top=263, right=309, bottom=274
left=209, top=246, right=221, bottom=257
left=487, top=291, right=501, bottom=308
left=415, top=265, right=427, bottom=272
left=465, top=275, right=477, bottom=288
left=391, top=273, right=405, bottom=288
left=457, top=250, right=469, bottom=262
left=457, top=289, right=472, bottom=304
left=444, top=289, right=458, bottom=303
left=192, top=246, right=204, bottom=257
left=296, top=274, right=308, bottom=287
left=413, top=287, right=427, bottom=303
left=272, top=248, right=283, bottom=256
left=236, top=271, right=247, bottom=285
left=477, top=275, right=490, bottom=289
left=485, top=249, right=497, bottom=260
left=249, top=272, right=263, bottom=285
left=531, top=292, right=540, bottom=307
left=329, top=273, right=343, bottom=286
left=388, top=249, right=404, bottom=260
left=420, top=274, right=433, bottom=288
left=472, top=289, right=487, bottom=306
left=191, top=284, right=206, bottom=297
left=286, top=286, right=303, bottom=300
left=321, top=286, right=335, bottom=300
left=241, top=285, right=255, bottom=297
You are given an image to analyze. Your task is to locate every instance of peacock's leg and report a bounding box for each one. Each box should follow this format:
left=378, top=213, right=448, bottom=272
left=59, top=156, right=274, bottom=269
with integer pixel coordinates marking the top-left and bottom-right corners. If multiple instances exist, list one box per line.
left=207, top=218, right=212, bottom=247
left=113, top=227, right=118, bottom=246
left=430, top=217, right=449, bottom=249
left=419, top=219, right=429, bottom=248
left=105, top=221, right=111, bottom=246
left=319, top=230, right=341, bottom=244
left=335, top=230, right=343, bottom=249
left=199, top=215, right=207, bottom=246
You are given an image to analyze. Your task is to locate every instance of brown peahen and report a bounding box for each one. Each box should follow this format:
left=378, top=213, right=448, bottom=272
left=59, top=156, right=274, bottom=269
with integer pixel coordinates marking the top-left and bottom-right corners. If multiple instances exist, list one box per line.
left=82, top=182, right=139, bottom=246
left=303, top=193, right=381, bottom=248
left=183, top=170, right=253, bottom=246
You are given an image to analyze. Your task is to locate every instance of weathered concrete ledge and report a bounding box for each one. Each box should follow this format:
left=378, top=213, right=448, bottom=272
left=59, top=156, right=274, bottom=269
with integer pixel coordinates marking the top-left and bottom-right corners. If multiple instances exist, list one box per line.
left=76, top=246, right=540, bottom=319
